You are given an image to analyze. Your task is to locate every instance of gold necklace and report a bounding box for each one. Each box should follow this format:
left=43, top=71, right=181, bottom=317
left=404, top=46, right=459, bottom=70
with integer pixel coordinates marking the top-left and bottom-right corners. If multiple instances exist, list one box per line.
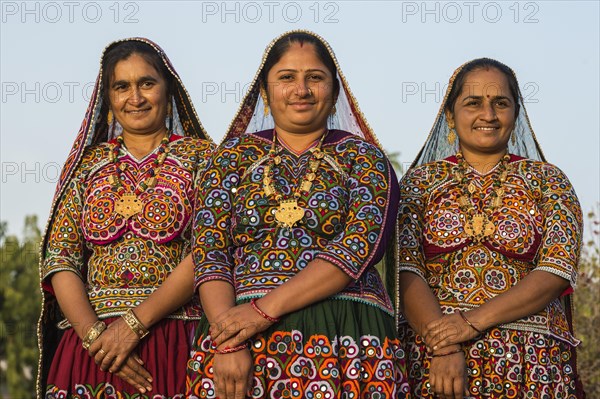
left=263, top=130, right=327, bottom=230
left=454, top=152, right=510, bottom=243
left=108, top=134, right=170, bottom=219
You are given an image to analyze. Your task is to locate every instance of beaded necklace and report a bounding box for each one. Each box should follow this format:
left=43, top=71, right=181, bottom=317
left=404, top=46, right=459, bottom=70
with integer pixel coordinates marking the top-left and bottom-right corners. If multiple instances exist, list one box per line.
left=263, top=130, right=327, bottom=230
left=108, top=133, right=170, bottom=219
left=454, top=152, right=511, bottom=243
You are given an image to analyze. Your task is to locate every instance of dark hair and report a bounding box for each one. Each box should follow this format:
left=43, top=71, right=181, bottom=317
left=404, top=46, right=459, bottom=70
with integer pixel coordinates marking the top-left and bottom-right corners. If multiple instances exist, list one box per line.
left=101, top=40, right=174, bottom=103
left=445, top=58, right=520, bottom=118
left=260, top=32, right=340, bottom=98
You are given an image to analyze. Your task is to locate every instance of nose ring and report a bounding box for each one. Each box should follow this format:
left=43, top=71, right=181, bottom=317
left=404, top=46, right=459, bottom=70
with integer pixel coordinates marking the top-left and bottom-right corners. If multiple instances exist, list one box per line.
left=308, top=88, right=313, bottom=96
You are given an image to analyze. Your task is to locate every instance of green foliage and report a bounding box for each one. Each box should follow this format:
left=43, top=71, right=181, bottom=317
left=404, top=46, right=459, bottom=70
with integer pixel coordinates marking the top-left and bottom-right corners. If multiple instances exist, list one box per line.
left=574, top=206, right=600, bottom=397
left=386, top=151, right=405, bottom=177
left=0, top=216, right=41, bottom=398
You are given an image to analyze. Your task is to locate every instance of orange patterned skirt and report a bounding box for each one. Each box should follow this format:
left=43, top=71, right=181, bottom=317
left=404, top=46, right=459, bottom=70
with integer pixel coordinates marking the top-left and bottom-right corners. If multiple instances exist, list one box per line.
left=399, top=325, right=585, bottom=398
left=187, top=299, right=410, bottom=398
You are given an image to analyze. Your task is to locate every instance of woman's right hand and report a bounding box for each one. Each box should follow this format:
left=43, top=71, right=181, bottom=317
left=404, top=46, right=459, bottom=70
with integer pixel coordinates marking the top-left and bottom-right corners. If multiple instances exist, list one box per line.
left=88, top=317, right=140, bottom=372
left=213, top=347, right=254, bottom=399
left=428, top=346, right=468, bottom=399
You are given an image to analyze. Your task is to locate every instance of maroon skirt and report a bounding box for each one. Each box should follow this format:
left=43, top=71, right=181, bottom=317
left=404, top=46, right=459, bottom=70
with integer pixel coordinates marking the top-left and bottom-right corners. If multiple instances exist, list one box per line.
left=45, top=317, right=197, bottom=398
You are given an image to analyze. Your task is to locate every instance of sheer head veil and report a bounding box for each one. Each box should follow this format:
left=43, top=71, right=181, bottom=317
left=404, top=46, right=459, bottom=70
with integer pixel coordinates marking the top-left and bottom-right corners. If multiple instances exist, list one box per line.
left=36, top=37, right=211, bottom=396
left=410, top=57, right=546, bottom=168
left=224, top=29, right=385, bottom=151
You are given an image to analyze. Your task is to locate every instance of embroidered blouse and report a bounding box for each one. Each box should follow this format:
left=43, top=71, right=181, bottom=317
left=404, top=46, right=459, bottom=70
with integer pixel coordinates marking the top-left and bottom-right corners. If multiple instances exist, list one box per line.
left=42, top=135, right=214, bottom=320
left=193, top=130, right=399, bottom=315
left=397, top=155, right=582, bottom=345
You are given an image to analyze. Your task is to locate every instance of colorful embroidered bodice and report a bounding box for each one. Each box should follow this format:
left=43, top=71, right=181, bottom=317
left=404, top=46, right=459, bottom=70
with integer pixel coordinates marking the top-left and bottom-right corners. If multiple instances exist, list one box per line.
left=397, top=155, right=582, bottom=345
left=194, top=130, right=399, bottom=314
left=42, top=136, right=214, bottom=319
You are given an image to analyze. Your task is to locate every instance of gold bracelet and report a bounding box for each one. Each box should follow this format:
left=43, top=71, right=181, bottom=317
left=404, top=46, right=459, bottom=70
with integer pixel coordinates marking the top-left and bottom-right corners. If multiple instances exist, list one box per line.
left=82, top=320, right=107, bottom=350
left=121, top=308, right=149, bottom=340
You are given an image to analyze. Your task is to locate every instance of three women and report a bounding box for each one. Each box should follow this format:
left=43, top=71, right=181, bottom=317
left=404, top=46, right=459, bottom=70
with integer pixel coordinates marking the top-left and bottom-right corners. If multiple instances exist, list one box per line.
left=39, top=35, right=585, bottom=399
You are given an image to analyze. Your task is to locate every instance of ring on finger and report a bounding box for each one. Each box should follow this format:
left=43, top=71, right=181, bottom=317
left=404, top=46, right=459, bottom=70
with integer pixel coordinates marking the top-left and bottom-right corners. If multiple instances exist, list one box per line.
left=98, top=348, right=106, bottom=355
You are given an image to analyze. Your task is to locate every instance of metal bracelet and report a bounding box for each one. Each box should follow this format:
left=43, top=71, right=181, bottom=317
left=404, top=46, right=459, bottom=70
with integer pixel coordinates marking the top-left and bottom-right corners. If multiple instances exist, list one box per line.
left=81, top=320, right=107, bottom=350
left=121, top=308, right=150, bottom=340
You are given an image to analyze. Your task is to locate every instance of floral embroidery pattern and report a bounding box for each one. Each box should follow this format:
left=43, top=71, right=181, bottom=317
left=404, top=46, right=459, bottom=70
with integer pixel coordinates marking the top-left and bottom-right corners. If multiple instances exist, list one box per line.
left=187, top=331, right=406, bottom=398
left=397, top=156, right=583, bottom=398
left=194, top=130, right=397, bottom=313
left=42, top=136, right=213, bottom=318
left=397, top=157, right=581, bottom=343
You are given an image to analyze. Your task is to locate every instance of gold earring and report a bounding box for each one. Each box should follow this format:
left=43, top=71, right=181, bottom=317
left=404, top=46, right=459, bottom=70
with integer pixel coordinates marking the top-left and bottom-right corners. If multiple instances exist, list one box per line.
left=260, top=86, right=269, bottom=116
left=107, top=110, right=113, bottom=125
left=331, top=104, right=337, bottom=116
left=511, top=129, right=516, bottom=145
left=447, top=121, right=456, bottom=145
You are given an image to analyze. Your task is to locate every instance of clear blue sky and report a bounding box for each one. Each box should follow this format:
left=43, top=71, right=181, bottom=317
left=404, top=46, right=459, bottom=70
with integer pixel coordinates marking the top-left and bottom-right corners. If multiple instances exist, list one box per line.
left=1, top=1, right=599, bottom=239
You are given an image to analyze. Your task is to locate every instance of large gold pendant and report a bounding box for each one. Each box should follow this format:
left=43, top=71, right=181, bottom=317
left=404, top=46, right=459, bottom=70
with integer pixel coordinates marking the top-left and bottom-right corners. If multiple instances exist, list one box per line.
left=464, top=213, right=495, bottom=242
left=274, top=199, right=305, bottom=229
left=115, top=192, right=143, bottom=219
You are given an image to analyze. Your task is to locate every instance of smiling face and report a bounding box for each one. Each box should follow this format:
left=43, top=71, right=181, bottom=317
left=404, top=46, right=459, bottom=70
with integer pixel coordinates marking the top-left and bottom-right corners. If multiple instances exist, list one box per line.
left=447, top=67, right=517, bottom=156
left=107, top=53, right=169, bottom=136
left=265, top=42, right=336, bottom=136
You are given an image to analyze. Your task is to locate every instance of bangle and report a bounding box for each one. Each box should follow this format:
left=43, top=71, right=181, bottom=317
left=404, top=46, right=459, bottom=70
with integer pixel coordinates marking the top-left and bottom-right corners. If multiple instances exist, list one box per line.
left=250, top=298, right=280, bottom=323
left=121, top=309, right=149, bottom=340
left=82, top=320, right=106, bottom=350
left=458, top=310, right=484, bottom=335
left=431, top=348, right=463, bottom=358
left=214, top=343, right=248, bottom=355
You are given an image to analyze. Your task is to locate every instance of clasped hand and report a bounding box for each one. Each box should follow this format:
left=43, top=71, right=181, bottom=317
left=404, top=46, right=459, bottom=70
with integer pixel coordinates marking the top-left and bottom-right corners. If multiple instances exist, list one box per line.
left=421, top=313, right=482, bottom=399
left=423, top=312, right=480, bottom=351
left=428, top=346, right=469, bottom=399
left=209, top=303, right=275, bottom=399
left=209, top=302, right=274, bottom=348
left=87, top=318, right=153, bottom=393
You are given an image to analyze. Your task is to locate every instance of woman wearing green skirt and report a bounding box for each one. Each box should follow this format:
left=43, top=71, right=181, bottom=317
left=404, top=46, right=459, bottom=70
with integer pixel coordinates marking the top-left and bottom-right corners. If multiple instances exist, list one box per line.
left=186, top=31, right=408, bottom=398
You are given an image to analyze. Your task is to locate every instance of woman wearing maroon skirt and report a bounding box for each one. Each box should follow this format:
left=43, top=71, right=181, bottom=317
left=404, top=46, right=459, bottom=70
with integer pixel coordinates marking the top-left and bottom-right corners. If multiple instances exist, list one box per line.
left=37, top=38, right=214, bottom=397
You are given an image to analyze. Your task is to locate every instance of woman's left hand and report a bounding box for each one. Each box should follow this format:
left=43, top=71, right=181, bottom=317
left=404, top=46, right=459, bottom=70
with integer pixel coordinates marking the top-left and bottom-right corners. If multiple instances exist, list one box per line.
left=424, top=313, right=481, bottom=351
left=89, top=318, right=141, bottom=373
left=210, top=303, right=273, bottom=347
